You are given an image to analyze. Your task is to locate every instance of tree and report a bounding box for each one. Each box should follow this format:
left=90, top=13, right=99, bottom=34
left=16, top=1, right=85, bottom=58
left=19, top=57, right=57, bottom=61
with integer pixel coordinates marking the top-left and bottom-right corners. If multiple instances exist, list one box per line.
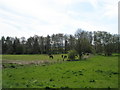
left=13, top=37, right=23, bottom=54
left=26, top=37, right=34, bottom=54
left=5, top=37, right=14, bottom=54
left=32, top=35, right=40, bottom=54
left=112, top=34, right=120, bottom=53
left=20, top=37, right=26, bottom=54
left=46, top=35, right=51, bottom=54
left=103, top=33, right=114, bottom=56
left=68, top=35, right=76, bottom=50
left=51, top=34, right=64, bottom=54
left=75, top=29, right=92, bottom=59
left=1, top=36, right=7, bottom=54
left=1, top=29, right=119, bottom=55
left=64, top=35, right=69, bottom=53
left=93, top=31, right=104, bottom=54
left=39, top=36, right=44, bottom=54
left=68, top=50, right=77, bottom=60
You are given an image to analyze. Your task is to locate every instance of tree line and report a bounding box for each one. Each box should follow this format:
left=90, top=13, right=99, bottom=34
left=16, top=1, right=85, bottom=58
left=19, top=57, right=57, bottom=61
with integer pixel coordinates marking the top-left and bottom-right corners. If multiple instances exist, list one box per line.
left=1, top=29, right=120, bottom=57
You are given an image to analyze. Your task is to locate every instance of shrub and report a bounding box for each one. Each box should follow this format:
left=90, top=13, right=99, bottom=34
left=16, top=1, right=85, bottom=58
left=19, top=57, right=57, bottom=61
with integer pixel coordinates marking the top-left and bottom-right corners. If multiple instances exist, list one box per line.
left=68, top=50, right=77, bottom=60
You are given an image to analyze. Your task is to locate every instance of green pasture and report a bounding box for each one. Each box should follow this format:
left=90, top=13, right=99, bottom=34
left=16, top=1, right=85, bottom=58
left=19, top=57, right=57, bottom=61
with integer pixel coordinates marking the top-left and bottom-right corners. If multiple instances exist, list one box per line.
left=2, top=55, right=119, bottom=88
left=2, top=54, right=67, bottom=61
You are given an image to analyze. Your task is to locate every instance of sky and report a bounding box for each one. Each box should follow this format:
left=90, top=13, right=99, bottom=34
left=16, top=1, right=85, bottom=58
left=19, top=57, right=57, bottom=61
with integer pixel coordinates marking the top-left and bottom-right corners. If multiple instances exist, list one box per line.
left=0, top=0, right=118, bottom=38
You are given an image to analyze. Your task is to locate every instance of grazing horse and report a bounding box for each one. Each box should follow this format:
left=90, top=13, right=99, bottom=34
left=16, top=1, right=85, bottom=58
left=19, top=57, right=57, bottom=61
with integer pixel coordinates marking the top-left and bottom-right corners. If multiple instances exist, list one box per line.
left=64, top=55, right=67, bottom=59
left=61, top=55, right=64, bottom=58
left=86, top=53, right=89, bottom=55
left=49, top=55, right=53, bottom=59
left=62, top=55, right=67, bottom=61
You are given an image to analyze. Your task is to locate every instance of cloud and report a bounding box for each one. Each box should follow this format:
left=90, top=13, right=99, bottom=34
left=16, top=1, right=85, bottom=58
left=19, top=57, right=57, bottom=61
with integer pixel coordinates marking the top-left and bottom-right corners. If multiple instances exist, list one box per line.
left=103, top=3, right=118, bottom=19
left=0, top=0, right=118, bottom=38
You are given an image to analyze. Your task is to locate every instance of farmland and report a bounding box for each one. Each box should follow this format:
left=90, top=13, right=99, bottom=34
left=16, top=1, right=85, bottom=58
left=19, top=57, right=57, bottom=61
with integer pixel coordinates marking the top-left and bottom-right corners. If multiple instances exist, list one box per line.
left=2, top=54, right=119, bottom=88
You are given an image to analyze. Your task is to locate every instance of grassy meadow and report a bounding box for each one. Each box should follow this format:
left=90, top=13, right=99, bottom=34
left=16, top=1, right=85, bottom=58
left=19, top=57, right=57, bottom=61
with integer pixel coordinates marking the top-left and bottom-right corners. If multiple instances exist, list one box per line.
left=2, top=54, right=119, bottom=88
left=2, top=54, right=65, bottom=61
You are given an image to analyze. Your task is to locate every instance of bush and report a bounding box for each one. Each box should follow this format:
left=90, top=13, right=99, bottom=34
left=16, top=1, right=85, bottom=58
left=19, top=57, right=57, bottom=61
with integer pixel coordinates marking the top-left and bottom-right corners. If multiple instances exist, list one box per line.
left=68, top=50, right=77, bottom=60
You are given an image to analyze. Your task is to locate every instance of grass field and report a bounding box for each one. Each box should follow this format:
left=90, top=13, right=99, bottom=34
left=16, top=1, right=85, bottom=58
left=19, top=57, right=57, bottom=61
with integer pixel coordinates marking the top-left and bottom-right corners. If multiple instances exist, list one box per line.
left=2, top=54, right=119, bottom=88
left=2, top=54, right=65, bottom=61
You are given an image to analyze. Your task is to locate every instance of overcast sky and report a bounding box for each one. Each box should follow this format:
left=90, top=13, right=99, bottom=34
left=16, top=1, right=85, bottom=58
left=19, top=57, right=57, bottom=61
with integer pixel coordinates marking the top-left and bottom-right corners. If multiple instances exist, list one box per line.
left=0, top=0, right=118, bottom=38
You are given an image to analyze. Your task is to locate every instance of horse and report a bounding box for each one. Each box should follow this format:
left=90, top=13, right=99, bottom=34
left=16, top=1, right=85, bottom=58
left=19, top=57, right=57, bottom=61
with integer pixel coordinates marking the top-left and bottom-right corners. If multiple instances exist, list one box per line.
left=49, top=55, right=53, bottom=59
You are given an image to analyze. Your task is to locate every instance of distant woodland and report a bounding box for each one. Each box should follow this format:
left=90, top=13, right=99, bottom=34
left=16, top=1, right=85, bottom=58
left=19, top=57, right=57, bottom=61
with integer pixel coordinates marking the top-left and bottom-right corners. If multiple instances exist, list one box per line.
left=1, top=29, right=120, bottom=56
